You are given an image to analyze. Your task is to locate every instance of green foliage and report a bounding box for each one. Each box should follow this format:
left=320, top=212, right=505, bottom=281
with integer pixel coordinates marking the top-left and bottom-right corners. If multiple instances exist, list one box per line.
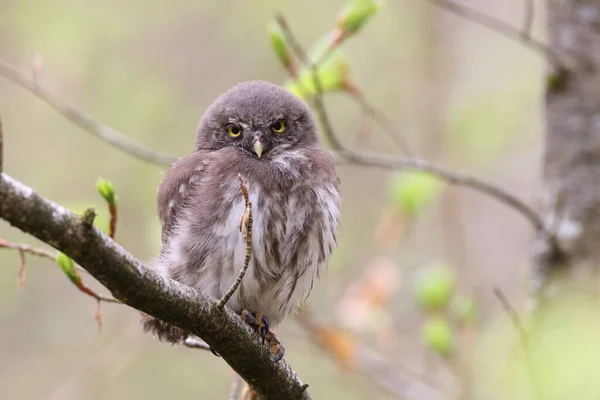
left=96, top=177, right=117, bottom=205
left=414, top=261, right=456, bottom=312
left=449, top=294, right=477, bottom=324
left=285, top=52, right=350, bottom=100
left=267, top=22, right=292, bottom=69
left=388, top=171, right=441, bottom=216
left=546, top=68, right=569, bottom=94
left=337, top=0, right=382, bottom=35
left=448, top=91, right=531, bottom=163
left=474, top=293, right=600, bottom=399
left=422, top=316, right=455, bottom=358
left=55, top=252, right=79, bottom=285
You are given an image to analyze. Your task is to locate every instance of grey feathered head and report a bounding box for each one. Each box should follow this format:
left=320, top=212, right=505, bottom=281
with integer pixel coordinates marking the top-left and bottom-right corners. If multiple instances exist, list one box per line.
left=195, top=80, right=317, bottom=158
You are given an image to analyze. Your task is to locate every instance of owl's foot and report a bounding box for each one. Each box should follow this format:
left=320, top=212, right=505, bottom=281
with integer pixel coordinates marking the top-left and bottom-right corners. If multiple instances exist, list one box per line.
left=241, top=310, right=270, bottom=343
left=241, top=310, right=286, bottom=362
left=263, top=330, right=285, bottom=362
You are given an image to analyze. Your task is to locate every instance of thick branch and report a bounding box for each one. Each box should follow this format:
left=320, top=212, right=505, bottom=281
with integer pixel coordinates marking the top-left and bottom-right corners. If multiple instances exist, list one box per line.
left=0, top=59, right=177, bottom=166
left=0, top=173, right=311, bottom=400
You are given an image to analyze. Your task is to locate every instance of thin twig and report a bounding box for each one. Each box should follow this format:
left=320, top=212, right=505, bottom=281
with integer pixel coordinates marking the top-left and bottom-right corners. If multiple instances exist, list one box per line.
left=493, top=287, right=543, bottom=400
left=183, top=336, right=212, bottom=351
left=0, top=58, right=177, bottom=166
left=17, top=248, right=26, bottom=291
left=277, top=16, right=416, bottom=156
left=228, top=374, right=243, bottom=400
left=0, top=237, right=87, bottom=274
left=217, top=175, right=253, bottom=309
left=0, top=237, right=58, bottom=259
left=522, top=0, right=535, bottom=40
left=0, top=237, right=120, bottom=303
left=427, top=0, right=569, bottom=69
left=348, top=87, right=417, bottom=157
left=108, top=203, right=117, bottom=239
left=339, top=151, right=545, bottom=231
left=277, top=14, right=547, bottom=234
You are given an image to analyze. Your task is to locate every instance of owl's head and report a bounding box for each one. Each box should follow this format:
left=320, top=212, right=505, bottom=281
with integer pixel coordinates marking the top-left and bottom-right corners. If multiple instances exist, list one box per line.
left=195, top=81, right=317, bottom=158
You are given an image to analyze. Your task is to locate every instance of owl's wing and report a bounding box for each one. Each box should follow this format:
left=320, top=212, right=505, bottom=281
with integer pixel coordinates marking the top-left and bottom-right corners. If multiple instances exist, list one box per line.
left=157, top=150, right=210, bottom=243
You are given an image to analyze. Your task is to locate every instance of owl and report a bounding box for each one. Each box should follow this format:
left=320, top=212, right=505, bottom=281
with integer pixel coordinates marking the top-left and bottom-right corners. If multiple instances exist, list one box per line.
left=143, top=80, right=341, bottom=361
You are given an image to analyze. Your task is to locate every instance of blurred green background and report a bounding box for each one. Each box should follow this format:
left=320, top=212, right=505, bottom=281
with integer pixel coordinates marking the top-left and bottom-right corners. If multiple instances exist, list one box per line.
left=0, top=1, right=549, bottom=399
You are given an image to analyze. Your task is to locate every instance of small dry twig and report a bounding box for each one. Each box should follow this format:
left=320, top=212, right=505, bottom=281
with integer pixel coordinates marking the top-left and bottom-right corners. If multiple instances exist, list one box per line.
left=0, top=237, right=119, bottom=304
left=17, top=248, right=26, bottom=291
left=108, top=203, right=117, bottom=239
left=494, top=287, right=543, bottom=400
left=217, top=174, right=253, bottom=309
left=0, top=237, right=57, bottom=260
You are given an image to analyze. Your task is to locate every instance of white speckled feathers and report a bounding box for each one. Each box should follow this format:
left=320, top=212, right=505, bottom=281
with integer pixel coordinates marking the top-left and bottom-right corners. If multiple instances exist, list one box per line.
left=143, top=80, right=341, bottom=343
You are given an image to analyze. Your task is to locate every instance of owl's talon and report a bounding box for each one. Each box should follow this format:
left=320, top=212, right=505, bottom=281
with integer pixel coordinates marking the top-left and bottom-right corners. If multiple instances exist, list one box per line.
left=265, top=331, right=285, bottom=362
left=258, top=315, right=269, bottom=344
left=210, top=347, right=221, bottom=357
left=240, top=310, right=284, bottom=361
left=241, top=310, right=269, bottom=342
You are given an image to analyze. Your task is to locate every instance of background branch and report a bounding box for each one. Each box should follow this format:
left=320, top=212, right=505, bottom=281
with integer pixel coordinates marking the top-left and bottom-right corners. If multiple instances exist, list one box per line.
left=427, top=0, right=569, bottom=68
left=276, top=14, right=547, bottom=235
left=0, top=172, right=311, bottom=400
left=522, top=0, right=535, bottom=39
left=0, top=59, right=178, bottom=166
left=0, top=49, right=547, bottom=235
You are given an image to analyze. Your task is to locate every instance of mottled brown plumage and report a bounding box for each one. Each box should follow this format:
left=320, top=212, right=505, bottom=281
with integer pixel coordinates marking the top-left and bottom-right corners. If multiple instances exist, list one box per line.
left=143, top=81, right=341, bottom=349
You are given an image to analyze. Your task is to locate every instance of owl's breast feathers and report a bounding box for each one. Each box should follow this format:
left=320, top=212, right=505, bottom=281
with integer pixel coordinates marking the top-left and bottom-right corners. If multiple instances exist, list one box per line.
left=156, top=146, right=340, bottom=325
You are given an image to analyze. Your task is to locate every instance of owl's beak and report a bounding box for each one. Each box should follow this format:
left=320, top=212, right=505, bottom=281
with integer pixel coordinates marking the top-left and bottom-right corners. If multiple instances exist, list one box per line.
left=252, top=137, right=264, bottom=158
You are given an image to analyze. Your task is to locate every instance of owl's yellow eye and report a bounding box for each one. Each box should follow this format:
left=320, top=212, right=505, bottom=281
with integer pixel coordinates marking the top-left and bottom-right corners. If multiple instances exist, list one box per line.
left=227, top=126, right=242, bottom=137
left=271, top=121, right=286, bottom=133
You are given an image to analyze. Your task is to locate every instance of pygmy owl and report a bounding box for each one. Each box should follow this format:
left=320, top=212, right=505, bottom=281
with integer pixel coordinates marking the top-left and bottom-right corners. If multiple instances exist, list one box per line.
left=143, top=80, right=341, bottom=360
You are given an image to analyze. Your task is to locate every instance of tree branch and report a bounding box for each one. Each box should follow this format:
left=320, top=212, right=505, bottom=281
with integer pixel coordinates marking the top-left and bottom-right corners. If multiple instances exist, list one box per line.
left=0, top=59, right=178, bottom=166
left=0, top=51, right=548, bottom=233
left=0, top=172, right=311, bottom=400
left=276, top=14, right=547, bottom=235
left=337, top=151, right=545, bottom=232
left=427, top=0, right=571, bottom=69
left=494, top=287, right=542, bottom=400
left=522, top=0, right=535, bottom=40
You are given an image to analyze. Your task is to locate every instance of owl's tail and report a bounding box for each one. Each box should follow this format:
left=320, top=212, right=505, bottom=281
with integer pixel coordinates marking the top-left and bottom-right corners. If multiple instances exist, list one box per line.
left=141, top=314, right=190, bottom=344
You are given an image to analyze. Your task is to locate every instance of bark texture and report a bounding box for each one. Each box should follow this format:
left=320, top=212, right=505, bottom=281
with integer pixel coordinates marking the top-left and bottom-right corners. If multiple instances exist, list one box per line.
left=0, top=172, right=311, bottom=400
left=536, top=1, right=600, bottom=295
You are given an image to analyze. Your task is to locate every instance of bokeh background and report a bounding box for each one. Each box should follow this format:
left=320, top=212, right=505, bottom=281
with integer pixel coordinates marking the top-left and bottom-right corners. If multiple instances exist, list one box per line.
left=0, top=1, right=547, bottom=399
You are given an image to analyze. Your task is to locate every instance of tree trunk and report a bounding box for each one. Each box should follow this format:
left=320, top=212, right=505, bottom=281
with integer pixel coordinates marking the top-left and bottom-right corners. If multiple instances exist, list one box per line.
left=536, top=1, right=600, bottom=299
